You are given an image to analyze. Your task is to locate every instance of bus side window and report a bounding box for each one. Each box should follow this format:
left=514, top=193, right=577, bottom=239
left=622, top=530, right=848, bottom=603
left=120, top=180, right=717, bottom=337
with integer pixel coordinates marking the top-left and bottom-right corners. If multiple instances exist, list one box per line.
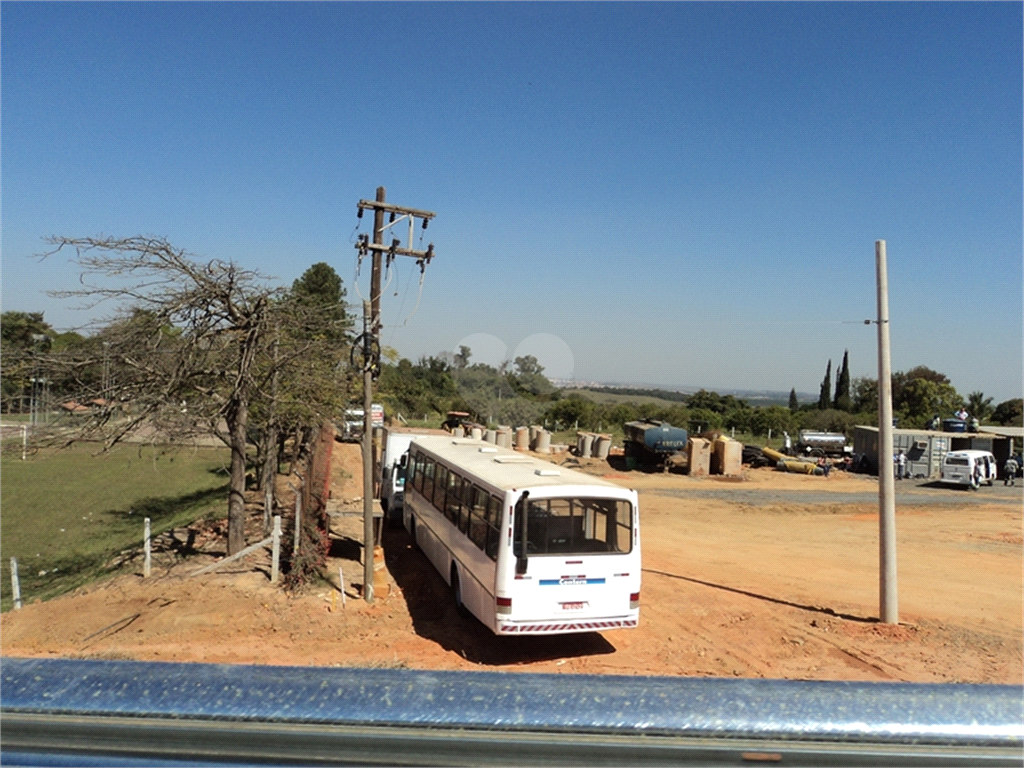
left=410, top=452, right=423, bottom=493
left=455, top=475, right=471, bottom=534
left=421, top=457, right=435, bottom=500
left=468, top=485, right=488, bottom=549
left=433, top=465, right=449, bottom=512
left=484, top=495, right=502, bottom=560
left=446, top=472, right=463, bottom=527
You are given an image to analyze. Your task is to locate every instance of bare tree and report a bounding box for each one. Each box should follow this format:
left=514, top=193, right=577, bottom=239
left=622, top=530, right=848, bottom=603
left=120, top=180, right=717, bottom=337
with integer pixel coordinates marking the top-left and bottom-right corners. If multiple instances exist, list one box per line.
left=41, top=236, right=279, bottom=555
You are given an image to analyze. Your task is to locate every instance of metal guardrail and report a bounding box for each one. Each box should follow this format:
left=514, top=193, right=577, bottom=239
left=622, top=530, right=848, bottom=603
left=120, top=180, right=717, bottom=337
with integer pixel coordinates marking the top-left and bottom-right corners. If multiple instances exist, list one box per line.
left=2, top=657, right=1022, bottom=766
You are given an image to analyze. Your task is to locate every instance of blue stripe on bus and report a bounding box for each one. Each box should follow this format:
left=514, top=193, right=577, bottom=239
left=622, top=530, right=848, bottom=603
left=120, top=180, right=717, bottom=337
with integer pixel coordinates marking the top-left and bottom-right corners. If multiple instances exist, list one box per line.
left=539, top=578, right=606, bottom=586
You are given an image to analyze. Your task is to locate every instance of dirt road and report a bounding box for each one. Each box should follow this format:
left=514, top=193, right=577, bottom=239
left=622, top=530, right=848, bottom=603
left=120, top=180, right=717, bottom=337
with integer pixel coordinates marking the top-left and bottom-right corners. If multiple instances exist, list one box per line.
left=2, top=442, right=1020, bottom=684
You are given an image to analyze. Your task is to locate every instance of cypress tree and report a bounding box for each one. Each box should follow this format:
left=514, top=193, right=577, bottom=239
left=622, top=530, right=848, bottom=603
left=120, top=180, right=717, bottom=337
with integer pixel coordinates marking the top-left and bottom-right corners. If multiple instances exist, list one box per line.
left=818, top=360, right=832, bottom=410
left=833, top=350, right=852, bottom=411
left=788, top=388, right=799, bottom=412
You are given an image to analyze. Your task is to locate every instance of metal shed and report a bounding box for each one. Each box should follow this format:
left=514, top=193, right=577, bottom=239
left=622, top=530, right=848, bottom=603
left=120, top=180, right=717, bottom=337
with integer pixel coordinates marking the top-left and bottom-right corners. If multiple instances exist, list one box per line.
left=853, top=425, right=1019, bottom=479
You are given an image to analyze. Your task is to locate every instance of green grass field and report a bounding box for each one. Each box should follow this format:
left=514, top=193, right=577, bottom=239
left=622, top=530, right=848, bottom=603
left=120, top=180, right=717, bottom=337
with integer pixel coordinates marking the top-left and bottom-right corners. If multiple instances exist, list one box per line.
left=1, top=442, right=230, bottom=611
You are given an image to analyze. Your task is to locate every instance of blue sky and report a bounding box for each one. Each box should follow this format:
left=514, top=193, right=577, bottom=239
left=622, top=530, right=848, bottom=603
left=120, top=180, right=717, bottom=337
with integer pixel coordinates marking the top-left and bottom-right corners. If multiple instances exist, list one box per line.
left=3, top=2, right=1021, bottom=404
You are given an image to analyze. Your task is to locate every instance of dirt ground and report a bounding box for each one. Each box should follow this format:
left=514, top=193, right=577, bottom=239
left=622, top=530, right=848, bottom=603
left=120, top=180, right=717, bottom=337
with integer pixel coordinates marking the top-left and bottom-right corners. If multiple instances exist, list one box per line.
left=2, top=441, right=1021, bottom=684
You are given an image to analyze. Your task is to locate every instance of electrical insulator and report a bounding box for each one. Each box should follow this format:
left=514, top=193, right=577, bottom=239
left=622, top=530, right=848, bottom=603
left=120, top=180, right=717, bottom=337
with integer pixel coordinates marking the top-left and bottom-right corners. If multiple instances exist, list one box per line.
left=422, top=219, right=429, bottom=230
left=357, top=208, right=363, bottom=219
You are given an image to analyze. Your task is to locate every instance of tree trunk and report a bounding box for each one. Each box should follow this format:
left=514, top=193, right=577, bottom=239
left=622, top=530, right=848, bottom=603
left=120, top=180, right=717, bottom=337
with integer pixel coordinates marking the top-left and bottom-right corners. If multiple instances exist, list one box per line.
left=226, top=399, right=249, bottom=556
left=261, top=423, right=277, bottom=534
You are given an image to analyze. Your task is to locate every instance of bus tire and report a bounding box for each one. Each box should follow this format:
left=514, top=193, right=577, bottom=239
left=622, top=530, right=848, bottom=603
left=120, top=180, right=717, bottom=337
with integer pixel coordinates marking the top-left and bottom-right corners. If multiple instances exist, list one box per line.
left=451, top=566, right=469, bottom=618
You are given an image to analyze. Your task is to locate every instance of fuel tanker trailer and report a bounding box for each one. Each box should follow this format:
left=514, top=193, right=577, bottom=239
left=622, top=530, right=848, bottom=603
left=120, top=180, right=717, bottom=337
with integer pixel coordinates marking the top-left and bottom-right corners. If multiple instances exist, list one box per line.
left=623, top=419, right=689, bottom=470
left=793, top=430, right=850, bottom=458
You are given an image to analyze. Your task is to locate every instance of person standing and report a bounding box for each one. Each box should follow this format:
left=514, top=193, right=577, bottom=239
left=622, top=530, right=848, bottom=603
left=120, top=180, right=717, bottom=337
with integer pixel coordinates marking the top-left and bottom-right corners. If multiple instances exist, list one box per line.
left=1005, top=456, right=1019, bottom=486
left=897, top=449, right=907, bottom=480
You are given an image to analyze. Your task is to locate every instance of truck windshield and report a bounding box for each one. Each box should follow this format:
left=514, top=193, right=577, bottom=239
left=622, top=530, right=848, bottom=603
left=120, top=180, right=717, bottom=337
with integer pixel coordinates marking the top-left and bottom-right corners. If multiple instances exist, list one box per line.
left=514, top=497, right=633, bottom=556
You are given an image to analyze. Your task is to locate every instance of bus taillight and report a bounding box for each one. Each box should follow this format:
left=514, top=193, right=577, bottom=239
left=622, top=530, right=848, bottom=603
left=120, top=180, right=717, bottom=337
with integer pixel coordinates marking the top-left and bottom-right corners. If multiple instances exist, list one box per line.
left=629, top=592, right=640, bottom=609
left=496, top=596, right=512, bottom=614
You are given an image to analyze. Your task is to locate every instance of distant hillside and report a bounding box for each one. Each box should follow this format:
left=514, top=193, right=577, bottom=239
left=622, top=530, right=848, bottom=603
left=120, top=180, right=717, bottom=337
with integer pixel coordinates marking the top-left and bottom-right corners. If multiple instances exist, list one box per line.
left=556, top=382, right=813, bottom=409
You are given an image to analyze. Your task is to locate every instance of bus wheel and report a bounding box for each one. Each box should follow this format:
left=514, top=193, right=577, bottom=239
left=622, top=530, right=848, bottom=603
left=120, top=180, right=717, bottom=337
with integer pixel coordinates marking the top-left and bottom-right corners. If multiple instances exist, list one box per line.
left=451, top=566, right=469, bottom=618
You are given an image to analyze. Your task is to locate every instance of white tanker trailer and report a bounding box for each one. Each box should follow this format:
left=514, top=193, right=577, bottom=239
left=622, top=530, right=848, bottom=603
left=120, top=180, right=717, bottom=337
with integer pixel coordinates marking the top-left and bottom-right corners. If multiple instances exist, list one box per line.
left=788, top=430, right=850, bottom=458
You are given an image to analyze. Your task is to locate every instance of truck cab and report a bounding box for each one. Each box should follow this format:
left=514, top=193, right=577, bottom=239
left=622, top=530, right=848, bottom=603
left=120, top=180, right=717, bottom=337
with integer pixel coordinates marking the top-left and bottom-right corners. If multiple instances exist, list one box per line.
left=379, top=426, right=449, bottom=524
left=380, top=453, right=408, bottom=522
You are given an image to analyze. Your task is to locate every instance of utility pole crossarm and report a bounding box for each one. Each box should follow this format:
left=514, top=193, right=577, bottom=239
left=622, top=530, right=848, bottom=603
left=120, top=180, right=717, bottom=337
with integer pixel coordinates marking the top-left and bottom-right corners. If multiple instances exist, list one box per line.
left=355, top=241, right=435, bottom=261
left=357, top=200, right=436, bottom=222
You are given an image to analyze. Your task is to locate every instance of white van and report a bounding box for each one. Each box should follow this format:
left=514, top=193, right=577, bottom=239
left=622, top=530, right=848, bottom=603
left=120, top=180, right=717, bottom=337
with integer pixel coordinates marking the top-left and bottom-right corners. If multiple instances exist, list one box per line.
left=940, top=450, right=997, bottom=488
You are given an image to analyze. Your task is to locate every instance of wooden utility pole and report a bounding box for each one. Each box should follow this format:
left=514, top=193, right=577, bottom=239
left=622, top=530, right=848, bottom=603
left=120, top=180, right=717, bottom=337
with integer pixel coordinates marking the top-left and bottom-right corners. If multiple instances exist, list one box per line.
left=355, top=187, right=435, bottom=603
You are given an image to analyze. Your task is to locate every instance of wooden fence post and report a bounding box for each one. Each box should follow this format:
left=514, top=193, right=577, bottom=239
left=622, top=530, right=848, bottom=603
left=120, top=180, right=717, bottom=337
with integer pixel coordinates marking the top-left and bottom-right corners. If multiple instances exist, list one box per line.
left=143, top=518, right=152, bottom=578
left=10, top=557, right=22, bottom=610
left=293, top=492, right=301, bottom=558
left=271, top=515, right=282, bottom=584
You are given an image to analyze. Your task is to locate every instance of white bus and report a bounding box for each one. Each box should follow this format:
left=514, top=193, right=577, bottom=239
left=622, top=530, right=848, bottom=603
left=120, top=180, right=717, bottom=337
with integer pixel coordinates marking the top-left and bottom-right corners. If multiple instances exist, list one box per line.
left=403, top=436, right=641, bottom=635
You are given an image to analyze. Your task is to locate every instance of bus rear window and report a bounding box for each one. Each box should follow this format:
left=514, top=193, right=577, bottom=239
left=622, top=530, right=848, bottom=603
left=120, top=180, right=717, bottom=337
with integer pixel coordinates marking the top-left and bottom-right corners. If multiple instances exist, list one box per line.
left=515, top=497, right=633, bottom=556
left=945, top=457, right=969, bottom=466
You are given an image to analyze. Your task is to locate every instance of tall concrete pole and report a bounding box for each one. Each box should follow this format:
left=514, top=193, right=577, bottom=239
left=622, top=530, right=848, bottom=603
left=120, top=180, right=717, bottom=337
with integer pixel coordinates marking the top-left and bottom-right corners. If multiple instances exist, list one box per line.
left=360, top=188, right=386, bottom=604
left=362, top=300, right=375, bottom=603
left=876, top=240, right=898, bottom=624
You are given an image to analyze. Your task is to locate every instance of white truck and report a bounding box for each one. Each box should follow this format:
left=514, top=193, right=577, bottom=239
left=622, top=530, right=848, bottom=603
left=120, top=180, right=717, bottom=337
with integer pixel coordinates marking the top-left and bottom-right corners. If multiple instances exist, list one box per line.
left=379, top=426, right=448, bottom=523
left=342, top=403, right=384, bottom=442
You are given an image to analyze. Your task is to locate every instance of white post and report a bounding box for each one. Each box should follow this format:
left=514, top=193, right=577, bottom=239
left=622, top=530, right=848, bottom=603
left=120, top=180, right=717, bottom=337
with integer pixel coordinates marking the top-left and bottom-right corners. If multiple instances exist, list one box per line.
left=10, top=557, right=22, bottom=610
left=876, top=240, right=899, bottom=625
left=271, top=515, right=282, bottom=584
left=143, top=518, right=151, bottom=578
left=293, top=492, right=302, bottom=558
left=339, top=566, right=346, bottom=608
left=21, top=424, right=27, bottom=461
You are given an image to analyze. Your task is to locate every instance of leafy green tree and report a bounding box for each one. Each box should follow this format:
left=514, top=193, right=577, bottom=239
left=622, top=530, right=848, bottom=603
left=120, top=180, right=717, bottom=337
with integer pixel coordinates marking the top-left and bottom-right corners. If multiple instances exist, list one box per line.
left=1, top=311, right=54, bottom=350
left=748, top=405, right=795, bottom=437
left=378, top=355, right=464, bottom=420
left=891, top=366, right=952, bottom=410
left=852, top=376, right=878, bottom=413
left=289, top=262, right=349, bottom=342
left=818, top=360, right=832, bottom=410
left=798, top=408, right=860, bottom=436
left=453, top=345, right=471, bottom=370
left=604, top=402, right=641, bottom=429
left=256, top=262, right=354, bottom=486
left=896, top=378, right=962, bottom=427
left=687, top=407, right=723, bottom=434
left=991, top=398, right=1023, bottom=427
left=686, top=389, right=721, bottom=413
left=506, top=355, right=555, bottom=400
left=450, top=361, right=516, bottom=423
left=546, top=395, right=595, bottom=430
left=966, top=392, right=994, bottom=423
left=788, top=388, right=799, bottom=412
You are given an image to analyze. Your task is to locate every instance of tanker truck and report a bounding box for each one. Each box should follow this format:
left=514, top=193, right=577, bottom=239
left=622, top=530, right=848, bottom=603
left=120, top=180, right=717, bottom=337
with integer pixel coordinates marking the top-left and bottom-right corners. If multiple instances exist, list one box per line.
left=623, top=419, right=689, bottom=470
left=788, top=430, right=850, bottom=458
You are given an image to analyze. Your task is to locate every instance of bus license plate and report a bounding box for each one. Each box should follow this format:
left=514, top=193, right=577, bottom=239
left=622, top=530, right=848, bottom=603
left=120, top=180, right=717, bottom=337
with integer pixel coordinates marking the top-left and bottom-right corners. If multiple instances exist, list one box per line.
left=561, top=601, right=586, bottom=611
